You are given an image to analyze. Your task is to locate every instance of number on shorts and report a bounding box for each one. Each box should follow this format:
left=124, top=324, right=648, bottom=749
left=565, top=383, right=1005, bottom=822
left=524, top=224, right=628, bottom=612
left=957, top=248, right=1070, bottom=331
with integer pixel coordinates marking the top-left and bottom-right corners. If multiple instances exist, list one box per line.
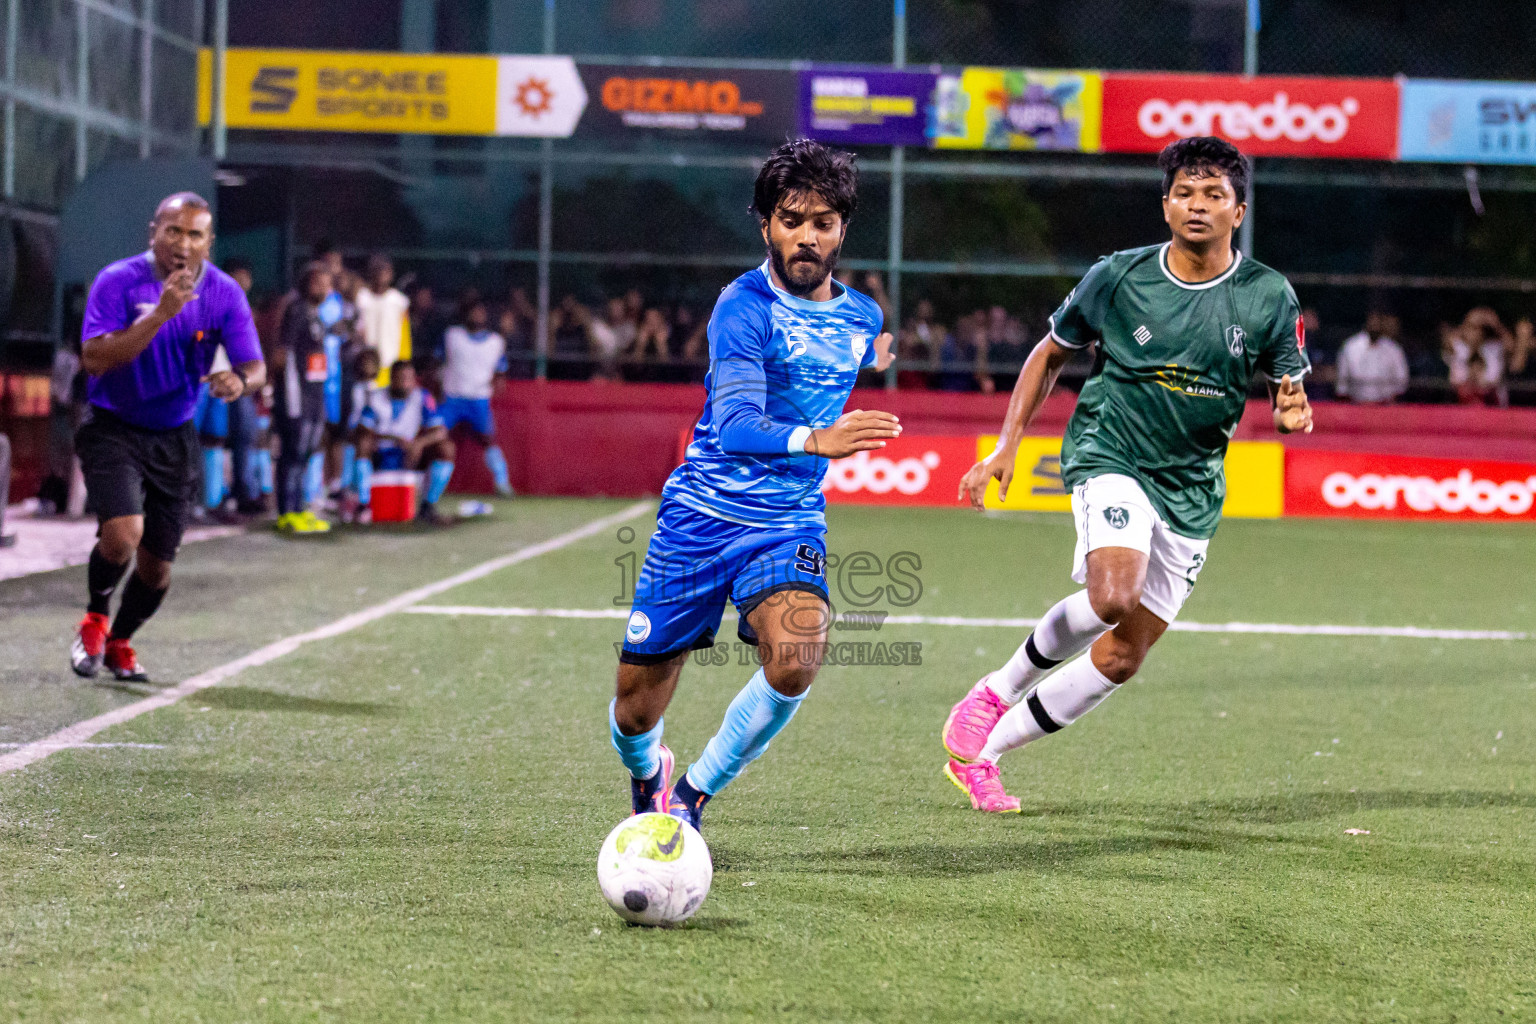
left=794, top=543, right=825, bottom=577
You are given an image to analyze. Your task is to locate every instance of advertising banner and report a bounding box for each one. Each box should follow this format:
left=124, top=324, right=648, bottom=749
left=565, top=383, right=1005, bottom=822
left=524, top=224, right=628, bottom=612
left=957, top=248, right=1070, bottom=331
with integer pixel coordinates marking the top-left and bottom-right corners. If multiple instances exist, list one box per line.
left=821, top=435, right=976, bottom=507
left=1100, top=73, right=1400, bottom=159
left=979, top=437, right=1284, bottom=517
left=1285, top=449, right=1536, bottom=521
left=577, top=64, right=799, bottom=142
left=932, top=68, right=1102, bottom=151
left=1399, top=79, right=1536, bottom=165
left=800, top=68, right=936, bottom=147
left=197, top=49, right=585, bottom=137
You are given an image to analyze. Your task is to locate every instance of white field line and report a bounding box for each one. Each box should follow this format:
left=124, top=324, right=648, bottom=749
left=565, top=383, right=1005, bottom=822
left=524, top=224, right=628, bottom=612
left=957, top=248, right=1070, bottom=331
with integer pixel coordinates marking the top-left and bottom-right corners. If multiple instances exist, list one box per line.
left=0, top=501, right=654, bottom=775
left=406, top=604, right=1528, bottom=642
left=0, top=742, right=164, bottom=750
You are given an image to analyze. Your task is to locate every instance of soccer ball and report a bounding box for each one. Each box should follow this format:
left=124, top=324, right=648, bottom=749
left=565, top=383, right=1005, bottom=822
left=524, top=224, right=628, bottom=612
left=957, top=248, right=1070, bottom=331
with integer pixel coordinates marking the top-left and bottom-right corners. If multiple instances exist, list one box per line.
left=597, top=812, right=712, bottom=927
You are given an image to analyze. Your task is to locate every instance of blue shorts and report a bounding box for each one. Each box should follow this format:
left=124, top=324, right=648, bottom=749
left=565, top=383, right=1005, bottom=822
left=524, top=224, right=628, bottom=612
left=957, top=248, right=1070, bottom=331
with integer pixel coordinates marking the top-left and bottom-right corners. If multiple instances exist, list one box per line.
left=193, top=383, right=228, bottom=439
left=439, top=396, right=494, bottom=437
left=620, top=499, right=829, bottom=664
left=374, top=446, right=407, bottom=471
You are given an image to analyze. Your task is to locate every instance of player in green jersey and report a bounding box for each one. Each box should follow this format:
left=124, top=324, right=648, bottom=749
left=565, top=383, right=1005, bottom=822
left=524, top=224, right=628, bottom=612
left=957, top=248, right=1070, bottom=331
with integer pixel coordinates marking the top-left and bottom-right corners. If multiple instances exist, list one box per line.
left=940, top=136, right=1315, bottom=812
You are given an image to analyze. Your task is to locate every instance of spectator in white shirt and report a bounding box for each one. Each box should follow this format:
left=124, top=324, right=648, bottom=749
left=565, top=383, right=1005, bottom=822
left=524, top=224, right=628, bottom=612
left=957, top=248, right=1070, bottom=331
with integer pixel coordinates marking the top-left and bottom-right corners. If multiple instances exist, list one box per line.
left=354, top=255, right=411, bottom=385
left=1335, top=312, right=1409, bottom=404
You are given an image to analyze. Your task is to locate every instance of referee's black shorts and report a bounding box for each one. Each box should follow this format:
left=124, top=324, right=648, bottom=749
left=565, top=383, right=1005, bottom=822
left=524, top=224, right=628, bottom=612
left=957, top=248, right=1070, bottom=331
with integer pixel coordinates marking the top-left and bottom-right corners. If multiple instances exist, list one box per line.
left=75, top=405, right=200, bottom=562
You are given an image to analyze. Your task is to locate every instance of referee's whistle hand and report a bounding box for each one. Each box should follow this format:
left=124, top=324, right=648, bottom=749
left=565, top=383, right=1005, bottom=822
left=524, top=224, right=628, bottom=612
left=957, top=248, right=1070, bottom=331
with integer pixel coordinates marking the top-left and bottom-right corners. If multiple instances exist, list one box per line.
left=155, top=268, right=197, bottom=321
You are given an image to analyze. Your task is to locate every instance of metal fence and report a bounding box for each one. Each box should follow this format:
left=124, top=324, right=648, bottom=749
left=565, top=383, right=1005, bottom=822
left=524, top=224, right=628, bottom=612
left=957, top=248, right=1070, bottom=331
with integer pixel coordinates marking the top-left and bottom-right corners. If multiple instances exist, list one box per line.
left=14, top=0, right=1536, bottom=401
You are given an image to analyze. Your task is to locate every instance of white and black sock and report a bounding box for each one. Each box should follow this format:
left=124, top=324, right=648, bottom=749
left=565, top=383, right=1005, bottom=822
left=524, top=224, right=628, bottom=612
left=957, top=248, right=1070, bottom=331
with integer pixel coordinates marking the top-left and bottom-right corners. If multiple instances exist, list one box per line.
left=978, top=653, right=1118, bottom=762
left=992, top=590, right=1113, bottom=705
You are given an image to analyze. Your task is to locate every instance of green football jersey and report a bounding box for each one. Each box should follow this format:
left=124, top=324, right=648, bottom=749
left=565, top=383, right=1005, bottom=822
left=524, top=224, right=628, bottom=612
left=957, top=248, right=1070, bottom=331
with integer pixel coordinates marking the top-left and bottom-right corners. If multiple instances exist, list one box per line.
left=1050, top=242, right=1310, bottom=539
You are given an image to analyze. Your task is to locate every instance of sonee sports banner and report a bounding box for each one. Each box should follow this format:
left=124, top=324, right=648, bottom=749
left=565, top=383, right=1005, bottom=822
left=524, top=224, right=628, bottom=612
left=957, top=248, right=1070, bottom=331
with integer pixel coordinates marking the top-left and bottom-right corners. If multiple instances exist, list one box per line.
left=198, top=49, right=587, bottom=137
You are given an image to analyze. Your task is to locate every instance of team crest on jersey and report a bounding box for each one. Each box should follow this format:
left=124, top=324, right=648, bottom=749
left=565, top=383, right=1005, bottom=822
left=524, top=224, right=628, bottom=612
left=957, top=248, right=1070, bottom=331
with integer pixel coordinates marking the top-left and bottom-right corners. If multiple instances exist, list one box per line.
left=849, top=334, right=868, bottom=362
left=625, top=611, right=652, bottom=644
left=1225, top=324, right=1246, bottom=357
left=1103, top=507, right=1130, bottom=529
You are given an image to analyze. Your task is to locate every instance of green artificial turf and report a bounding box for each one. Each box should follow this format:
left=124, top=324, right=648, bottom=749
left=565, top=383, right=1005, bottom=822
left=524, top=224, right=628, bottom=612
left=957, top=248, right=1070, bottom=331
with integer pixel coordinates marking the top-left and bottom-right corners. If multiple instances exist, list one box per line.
left=1, top=502, right=1532, bottom=1022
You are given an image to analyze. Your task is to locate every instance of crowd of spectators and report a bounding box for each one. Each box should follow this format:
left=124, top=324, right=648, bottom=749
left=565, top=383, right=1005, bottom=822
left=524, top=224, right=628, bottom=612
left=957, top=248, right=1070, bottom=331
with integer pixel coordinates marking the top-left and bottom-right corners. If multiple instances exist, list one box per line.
left=255, top=246, right=1536, bottom=410
left=1308, top=305, right=1536, bottom=407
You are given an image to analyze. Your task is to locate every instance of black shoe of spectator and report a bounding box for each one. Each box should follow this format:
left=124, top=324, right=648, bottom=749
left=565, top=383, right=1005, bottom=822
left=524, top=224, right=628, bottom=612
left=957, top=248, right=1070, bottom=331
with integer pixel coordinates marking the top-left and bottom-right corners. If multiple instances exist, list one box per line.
left=416, top=502, right=452, bottom=527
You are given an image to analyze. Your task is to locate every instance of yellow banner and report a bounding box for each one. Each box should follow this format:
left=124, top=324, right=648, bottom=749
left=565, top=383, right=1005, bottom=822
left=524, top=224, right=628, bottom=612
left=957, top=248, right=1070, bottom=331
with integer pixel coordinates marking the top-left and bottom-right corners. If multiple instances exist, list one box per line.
left=933, top=68, right=1102, bottom=152
left=976, top=436, right=1283, bottom=518
left=199, top=48, right=500, bottom=135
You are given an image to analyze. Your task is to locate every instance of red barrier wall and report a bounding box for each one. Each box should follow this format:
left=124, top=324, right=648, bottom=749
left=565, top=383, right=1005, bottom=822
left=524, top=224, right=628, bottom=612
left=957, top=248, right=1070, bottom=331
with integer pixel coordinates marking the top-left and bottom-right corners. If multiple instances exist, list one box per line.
left=450, top=381, right=1536, bottom=497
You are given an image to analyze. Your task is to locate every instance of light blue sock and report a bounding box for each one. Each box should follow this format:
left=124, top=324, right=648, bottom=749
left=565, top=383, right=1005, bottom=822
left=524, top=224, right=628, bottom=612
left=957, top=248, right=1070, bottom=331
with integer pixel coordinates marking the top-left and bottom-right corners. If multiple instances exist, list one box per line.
left=484, top=445, right=512, bottom=494
left=340, top=443, right=357, bottom=491
left=304, top=452, right=325, bottom=506
left=355, top=457, right=373, bottom=506
left=609, top=699, right=663, bottom=781
left=425, top=459, right=454, bottom=505
left=686, top=669, right=806, bottom=795
left=257, top=448, right=274, bottom=494
left=202, top=448, right=225, bottom=509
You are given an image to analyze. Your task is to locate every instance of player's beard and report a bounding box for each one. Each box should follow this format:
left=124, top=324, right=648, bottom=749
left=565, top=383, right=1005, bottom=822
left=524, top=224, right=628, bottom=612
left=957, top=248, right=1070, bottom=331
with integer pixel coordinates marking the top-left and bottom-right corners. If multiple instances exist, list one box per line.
left=769, top=242, right=840, bottom=299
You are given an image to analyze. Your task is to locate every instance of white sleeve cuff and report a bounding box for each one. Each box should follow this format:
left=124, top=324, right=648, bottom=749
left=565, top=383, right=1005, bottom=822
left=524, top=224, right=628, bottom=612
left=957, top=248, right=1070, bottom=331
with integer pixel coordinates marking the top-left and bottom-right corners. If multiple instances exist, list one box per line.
left=787, top=425, right=813, bottom=455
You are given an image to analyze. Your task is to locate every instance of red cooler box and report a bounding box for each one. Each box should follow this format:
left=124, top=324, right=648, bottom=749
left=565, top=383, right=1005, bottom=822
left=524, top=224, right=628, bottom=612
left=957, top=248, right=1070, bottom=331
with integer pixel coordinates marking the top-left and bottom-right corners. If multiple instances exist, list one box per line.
left=371, top=470, right=420, bottom=522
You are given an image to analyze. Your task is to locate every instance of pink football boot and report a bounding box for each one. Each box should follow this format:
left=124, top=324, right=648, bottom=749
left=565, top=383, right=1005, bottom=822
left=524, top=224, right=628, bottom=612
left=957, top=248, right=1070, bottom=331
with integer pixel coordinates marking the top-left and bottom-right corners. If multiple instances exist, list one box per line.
left=944, top=758, right=1022, bottom=814
left=942, top=674, right=1009, bottom=763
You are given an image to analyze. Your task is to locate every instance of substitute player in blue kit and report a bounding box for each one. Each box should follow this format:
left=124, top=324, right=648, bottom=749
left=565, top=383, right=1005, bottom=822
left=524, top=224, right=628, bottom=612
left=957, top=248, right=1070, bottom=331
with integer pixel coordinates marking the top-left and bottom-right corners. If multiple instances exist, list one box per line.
left=610, top=140, right=897, bottom=832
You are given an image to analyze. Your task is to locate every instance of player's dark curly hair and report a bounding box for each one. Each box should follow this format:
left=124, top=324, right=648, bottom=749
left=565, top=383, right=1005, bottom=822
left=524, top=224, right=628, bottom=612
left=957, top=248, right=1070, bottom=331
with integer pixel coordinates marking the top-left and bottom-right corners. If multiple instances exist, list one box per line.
left=1158, top=136, right=1249, bottom=198
left=752, top=139, right=859, bottom=223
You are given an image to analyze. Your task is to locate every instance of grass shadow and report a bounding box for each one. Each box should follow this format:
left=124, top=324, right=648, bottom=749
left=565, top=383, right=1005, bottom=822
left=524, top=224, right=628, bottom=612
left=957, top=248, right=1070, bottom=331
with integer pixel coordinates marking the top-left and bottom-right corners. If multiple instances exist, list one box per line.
left=195, top=686, right=395, bottom=717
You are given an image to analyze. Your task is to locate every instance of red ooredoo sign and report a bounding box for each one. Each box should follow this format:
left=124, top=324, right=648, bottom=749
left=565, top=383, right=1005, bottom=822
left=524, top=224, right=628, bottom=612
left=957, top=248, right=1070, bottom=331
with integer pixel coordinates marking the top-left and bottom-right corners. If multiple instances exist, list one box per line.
left=1285, top=449, right=1536, bottom=521
left=1101, top=73, right=1400, bottom=159
left=820, top=435, right=976, bottom=507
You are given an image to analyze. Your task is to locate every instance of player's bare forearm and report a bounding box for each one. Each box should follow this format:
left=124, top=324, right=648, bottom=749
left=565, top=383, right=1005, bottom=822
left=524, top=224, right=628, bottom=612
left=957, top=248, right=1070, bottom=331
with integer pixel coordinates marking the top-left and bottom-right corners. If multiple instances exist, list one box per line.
left=1268, top=374, right=1314, bottom=434
left=956, top=338, right=1073, bottom=510
left=994, top=338, right=1073, bottom=452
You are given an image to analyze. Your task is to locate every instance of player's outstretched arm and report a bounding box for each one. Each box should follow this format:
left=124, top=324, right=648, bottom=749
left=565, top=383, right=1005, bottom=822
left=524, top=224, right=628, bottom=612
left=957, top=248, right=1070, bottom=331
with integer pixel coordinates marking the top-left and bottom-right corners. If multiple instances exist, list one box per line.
left=871, top=332, right=895, bottom=372
left=1269, top=374, right=1314, bottom=434
left=958, top=336, right=1075, bottom=510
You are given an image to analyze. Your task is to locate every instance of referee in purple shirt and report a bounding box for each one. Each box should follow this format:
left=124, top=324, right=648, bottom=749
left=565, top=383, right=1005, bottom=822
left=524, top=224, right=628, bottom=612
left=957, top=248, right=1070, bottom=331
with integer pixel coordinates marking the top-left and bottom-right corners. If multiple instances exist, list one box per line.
left=69, top=192, right=266, bottom=682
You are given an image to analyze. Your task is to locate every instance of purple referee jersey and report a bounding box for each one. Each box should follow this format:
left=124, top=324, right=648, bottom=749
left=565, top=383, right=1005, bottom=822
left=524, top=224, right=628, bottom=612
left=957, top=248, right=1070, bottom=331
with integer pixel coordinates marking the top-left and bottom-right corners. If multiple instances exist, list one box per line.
left=81, top=252, right=262, bottom=430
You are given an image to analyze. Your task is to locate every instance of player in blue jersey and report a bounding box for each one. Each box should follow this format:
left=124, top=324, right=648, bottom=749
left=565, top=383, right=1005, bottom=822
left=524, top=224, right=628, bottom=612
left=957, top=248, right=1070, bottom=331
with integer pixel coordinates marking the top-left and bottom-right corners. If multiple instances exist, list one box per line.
left=610, top=140, right=898, bottom=832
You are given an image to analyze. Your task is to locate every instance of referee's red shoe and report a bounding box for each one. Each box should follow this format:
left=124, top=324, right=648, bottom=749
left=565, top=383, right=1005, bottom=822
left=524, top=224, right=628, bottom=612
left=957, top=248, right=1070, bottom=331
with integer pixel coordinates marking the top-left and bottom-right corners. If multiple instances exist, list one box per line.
left=70, top=612, right=109, bottom=678
left=104, top=639, right=150, bottom=683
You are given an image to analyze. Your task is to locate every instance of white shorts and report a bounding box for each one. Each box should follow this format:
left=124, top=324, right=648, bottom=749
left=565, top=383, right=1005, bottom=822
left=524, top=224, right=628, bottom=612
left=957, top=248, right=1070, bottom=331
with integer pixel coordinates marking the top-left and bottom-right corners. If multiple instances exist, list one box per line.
left=1070, top=473, right=1210, bottom=624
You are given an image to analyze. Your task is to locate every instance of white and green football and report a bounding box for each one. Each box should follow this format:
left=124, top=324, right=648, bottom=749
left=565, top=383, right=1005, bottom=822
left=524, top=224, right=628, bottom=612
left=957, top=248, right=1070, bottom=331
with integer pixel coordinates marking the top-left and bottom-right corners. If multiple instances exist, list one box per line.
left=597, top=812, right=712, bottom=927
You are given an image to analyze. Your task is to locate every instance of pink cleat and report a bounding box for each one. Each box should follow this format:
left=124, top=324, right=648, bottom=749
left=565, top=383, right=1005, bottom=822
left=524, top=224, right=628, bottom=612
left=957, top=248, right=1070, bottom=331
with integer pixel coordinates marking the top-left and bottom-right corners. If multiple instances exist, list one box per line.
left=629, top=744, right=675, bottom=816
left=942, top=674, right=1009, bottom=763
left=944, top=758, right=1022, bottom=814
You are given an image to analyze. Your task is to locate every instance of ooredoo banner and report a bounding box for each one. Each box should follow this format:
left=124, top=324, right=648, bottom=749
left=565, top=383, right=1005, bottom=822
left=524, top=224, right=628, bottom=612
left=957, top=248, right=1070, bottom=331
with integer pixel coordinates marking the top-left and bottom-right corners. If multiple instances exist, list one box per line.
left=576, top=64, right=799, bottom=141
left=820, top=435, right=976, bottom=507
left=1101, top=73, right=1400, bottom=159
left=1285, top=449, right=1536, bottom=521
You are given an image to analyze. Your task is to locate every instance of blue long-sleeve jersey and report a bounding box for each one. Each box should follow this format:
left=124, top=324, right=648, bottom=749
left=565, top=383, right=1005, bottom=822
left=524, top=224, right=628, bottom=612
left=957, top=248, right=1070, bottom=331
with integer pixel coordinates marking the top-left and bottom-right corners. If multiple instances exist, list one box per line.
left=662, top=261, right=884, bottom=529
